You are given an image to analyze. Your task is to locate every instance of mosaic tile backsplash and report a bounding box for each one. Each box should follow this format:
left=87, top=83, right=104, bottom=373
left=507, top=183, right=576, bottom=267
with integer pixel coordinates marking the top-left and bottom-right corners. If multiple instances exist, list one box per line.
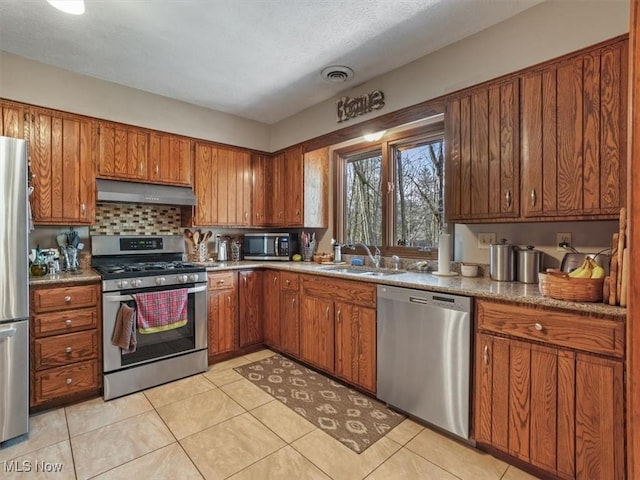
left=92, top=203, right=182, bottom=235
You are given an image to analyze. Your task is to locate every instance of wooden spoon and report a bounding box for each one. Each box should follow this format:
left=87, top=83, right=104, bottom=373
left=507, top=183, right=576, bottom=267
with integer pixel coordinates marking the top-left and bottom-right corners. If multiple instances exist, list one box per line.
left=184, top=229, right=194, bottom=241
left=193, top=230, right=200, bottom=245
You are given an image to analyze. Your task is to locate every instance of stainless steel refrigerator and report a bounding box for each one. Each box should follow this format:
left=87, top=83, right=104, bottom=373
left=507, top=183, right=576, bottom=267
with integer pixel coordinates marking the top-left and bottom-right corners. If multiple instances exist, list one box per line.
left=0, top=136, right=29, bottom=443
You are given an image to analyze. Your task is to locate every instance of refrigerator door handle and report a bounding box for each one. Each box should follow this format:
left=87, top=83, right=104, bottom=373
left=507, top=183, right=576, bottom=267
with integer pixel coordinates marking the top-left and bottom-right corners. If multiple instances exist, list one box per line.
left=0, top=326, right=17, bottom=339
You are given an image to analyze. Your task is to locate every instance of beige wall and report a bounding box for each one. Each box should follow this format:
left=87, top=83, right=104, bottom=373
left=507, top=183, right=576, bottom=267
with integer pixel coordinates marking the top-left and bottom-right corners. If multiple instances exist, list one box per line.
left=271, top=0, right=630, bottom=151
left=0, top=52, right=271, bottom=151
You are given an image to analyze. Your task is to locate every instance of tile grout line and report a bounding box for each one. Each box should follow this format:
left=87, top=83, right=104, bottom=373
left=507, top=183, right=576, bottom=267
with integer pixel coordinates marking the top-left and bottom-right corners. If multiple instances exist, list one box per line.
left=62, top=407, right=79, bottom=480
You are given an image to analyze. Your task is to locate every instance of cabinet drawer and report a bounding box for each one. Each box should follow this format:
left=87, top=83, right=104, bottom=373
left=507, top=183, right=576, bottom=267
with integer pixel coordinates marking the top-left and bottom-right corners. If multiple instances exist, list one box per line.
left=208, top=271, right=236, bottom=291
left=477, top=300, right=624, bottom=358
left=34, top=331, right=98, bottom=370
left=301, top=275, right=376, bottom=308
left=280, top=272, right=299, bottom=291
left=32, top=308, right=98, bottom=338
left=31, top=284, right=99, bottom=313
left=33, top=360, right=99, bottom=405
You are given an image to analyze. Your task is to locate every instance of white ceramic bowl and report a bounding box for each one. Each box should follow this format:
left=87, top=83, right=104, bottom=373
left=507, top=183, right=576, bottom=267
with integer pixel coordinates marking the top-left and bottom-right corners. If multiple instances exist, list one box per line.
left=461, top=264, right=478, bottom=277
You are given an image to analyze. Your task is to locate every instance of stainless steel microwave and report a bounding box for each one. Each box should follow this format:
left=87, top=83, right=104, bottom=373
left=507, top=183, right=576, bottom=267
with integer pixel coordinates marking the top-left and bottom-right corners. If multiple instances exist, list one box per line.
left=243, top=233, right=297, bottom=261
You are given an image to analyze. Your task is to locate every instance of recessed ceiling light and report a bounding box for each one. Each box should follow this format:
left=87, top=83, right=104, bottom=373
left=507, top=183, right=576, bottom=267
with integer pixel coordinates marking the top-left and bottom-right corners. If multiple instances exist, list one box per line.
left=321, top=66, right=354, bottom=83
left=363, top=130, right=386, bottom=142
left=47, top=0, right=85, bottom=15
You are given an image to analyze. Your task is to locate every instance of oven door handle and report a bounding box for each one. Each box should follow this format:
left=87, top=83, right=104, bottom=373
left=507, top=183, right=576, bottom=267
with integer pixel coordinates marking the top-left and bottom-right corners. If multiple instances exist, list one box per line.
left=105, top=285, right=207, bottom=302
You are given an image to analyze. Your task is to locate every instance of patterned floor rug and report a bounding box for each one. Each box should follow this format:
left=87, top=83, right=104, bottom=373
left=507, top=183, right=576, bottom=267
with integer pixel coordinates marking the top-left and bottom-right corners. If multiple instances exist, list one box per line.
left=234, top=353, right=405, bottom=454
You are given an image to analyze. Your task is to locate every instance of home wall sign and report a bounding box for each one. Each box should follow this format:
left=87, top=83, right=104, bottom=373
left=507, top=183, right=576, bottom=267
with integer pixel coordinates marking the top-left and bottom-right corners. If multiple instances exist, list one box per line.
left=336, top=90, right=385, bottom=123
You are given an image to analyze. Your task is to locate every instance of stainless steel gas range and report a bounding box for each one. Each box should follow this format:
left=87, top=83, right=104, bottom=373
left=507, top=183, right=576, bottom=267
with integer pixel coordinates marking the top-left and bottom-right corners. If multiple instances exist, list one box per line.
left=91, top=235, right=208, bottom=400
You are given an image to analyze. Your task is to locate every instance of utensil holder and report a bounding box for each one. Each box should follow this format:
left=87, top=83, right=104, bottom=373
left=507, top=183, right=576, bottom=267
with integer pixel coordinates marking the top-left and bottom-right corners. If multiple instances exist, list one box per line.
left=190, top=243, right=207, bottom=262
left=303, top=243, right=315, bottom=262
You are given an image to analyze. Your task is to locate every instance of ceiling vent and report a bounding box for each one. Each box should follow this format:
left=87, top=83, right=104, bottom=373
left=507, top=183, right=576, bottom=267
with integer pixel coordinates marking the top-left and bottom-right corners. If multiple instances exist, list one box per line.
left=321, top=65, right=354, bottom=83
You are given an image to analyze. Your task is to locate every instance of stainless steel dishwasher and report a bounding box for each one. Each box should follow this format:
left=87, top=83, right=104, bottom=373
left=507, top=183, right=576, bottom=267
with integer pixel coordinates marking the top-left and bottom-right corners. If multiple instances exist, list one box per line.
left=377, top=285, right=472, bottom=441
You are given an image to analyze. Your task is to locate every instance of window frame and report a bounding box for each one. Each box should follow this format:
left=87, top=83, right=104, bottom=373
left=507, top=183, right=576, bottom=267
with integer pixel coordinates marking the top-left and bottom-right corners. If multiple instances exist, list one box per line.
left=333, top=122, right=445, bottom=259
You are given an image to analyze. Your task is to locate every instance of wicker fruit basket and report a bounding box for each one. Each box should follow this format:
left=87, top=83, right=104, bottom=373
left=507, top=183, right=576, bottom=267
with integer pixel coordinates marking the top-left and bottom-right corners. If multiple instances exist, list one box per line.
left=538, top=270, right=604, bottom=302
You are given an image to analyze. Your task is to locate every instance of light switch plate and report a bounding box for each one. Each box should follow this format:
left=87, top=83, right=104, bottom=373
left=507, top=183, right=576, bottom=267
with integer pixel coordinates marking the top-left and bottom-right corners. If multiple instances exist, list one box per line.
left=478, top=233, right=496, bottom=249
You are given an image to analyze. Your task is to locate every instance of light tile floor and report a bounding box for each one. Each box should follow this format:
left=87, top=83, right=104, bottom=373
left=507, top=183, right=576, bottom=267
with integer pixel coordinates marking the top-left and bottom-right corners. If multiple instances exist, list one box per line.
left=0, top=349, right=540, bottom=479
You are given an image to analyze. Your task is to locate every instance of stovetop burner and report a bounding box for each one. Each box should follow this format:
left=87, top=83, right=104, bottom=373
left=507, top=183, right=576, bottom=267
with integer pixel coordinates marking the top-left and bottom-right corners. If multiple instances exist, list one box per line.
left=94, top=261, right=205, bottom=280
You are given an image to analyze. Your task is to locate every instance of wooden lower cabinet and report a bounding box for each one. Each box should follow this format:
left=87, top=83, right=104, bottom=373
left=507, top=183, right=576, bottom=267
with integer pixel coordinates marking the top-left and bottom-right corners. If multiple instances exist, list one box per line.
left=238, top=270, right=263, bottom=347
left=30, top=282, right=101, bottom=409
left=263, top=270, right=281, bottom=348
left=334, top=301, right=376, bottom=392
left=475, top=300, right=625, bottom=479
left=207, top=271, right=238, bottom=358
left=300, top=296, right=334, bottom=372
left=280, top=283, right=300, bottom=357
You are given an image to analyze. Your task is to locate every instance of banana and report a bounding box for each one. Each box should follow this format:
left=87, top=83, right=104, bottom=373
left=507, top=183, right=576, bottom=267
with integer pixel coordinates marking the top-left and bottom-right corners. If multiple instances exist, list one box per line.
left=589, top=258, right=605, bottom=279
left=569, top=258, right=591, bottom=278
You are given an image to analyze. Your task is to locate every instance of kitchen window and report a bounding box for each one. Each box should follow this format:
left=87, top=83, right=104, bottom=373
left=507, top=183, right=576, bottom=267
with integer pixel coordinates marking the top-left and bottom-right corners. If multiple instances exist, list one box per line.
left=334, top=122, right=445, bottom=257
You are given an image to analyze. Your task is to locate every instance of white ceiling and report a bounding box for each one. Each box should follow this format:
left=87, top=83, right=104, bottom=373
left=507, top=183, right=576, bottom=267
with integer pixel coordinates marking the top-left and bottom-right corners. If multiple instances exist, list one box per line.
left=0, top=0, right=543, bottom=124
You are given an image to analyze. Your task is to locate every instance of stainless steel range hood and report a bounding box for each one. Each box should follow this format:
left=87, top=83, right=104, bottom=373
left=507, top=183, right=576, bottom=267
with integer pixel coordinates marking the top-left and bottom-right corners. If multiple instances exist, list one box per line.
left=96, top=179, right=196, bottom=206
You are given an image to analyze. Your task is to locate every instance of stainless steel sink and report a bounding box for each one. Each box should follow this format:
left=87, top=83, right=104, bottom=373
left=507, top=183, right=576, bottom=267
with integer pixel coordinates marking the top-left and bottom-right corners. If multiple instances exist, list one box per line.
left=321, top=266, right=404, bottom=276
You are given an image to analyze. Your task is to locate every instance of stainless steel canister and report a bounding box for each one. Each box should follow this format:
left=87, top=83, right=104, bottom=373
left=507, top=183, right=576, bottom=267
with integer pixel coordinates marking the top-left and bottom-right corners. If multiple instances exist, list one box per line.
left=489, top=239, right=517, bottom=281
left=517, top=245, right=543, bottom=284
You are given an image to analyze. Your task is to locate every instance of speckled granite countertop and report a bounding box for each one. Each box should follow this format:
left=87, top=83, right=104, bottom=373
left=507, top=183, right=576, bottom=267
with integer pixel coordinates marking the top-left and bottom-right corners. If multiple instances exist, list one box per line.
left=29, top=269, right=101, bottom=286
left=198, top=260, right=626, bottom=319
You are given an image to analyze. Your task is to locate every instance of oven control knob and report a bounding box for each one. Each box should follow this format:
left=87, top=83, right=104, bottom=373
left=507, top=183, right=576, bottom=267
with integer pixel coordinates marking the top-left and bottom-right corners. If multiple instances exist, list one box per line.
left=156, top=277, right=166, bottom=285
left=188, top=273, right=199, bottom=282
left=178, top=274, right=189, bottom=283
left=133, top=279, right=143, bottom=287
left=118, top=280, right=129, bottom=289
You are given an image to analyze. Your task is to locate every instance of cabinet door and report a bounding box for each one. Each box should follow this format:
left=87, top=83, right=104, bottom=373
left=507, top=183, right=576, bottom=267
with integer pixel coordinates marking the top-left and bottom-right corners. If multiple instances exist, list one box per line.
left=149, top=133, right=192, bottom=186
left=267, top=152, right=285, bottom=225
left=193, top=143, right=216, bottom=225
left=522, top=40, right=627, bottom=219
left=445, top=78, right=519, bottom=222
left=575, top=354, right=624, bottom=480
left=232, top=149, right=252, bottom=226
left=238, top=270, right=263, bottom=347
left=284, top=145, right=303, bottom=226
left=334, top=302, right=376, bottom=392
left=251, top=153, right=269, bottom=226
left=300, top=296, right=334, bottom=372
left=1, top=100, right=26, bottom=138
left=30, top=109, right=94, bottom=224
left=208, top=289, right=238, bottom=356
left=97, top=122, right=148, bottom=181
left=263, top=271, right=281, bottom=348
left=280, top=290, right=299, bottom=357
left=474, top=334, right=577, bottom=478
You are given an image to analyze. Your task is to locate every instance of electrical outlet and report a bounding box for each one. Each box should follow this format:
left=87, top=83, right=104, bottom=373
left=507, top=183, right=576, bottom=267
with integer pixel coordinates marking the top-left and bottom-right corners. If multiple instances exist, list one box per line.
left=557, top=232, right=572, bottom=251
left=478, top=232, right=496, bottom=249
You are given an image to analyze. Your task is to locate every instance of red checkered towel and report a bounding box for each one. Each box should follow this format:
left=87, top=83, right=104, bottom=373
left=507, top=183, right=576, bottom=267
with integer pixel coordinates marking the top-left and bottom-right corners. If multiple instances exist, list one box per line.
left=134, top=289, right=188, bottom=334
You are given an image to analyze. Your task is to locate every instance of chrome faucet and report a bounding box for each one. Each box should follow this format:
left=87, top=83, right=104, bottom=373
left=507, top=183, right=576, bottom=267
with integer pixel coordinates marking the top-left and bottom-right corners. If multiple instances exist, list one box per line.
left=348, top=243, right=381, bottom=268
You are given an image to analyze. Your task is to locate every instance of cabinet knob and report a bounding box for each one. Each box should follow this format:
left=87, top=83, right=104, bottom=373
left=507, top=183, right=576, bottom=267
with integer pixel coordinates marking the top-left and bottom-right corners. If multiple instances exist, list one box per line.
left=505, top=191, right=511, bottom=209
left=64, top=296, right=72, bottom=303
left=81, top=203, right=86, bottom=215
left=65, top=319, right=72, bottom=326
left=218, top=279, right=225, bottom=284
left=483, top=345, right=490, bottom=365
left=65, top=346, right=72, bottom=354
left=286, top=279, right=291, bottom=286
left=273, top=276, right=278, bottom=285
left=325, top=306, right=330, bottom=319
left=337, top=310, right=341, bottom=323
left=66, top=378, right=72, bottom=385
left=534, top=323, right=543, bottom=331
left=530, top=189, right=537, bottom=207
left=244, top=211, right=248, bottom=221
left=155, top=164, right=159, bottom=174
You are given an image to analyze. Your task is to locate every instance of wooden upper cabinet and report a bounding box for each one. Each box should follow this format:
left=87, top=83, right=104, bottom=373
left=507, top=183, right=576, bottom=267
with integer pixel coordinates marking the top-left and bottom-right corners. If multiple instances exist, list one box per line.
left=148, top=132, right=192, bottom=186
left=96, top=121, right=149, bottom=181
left=192, top=142, right=251, bottom=227
left=522, top=39, right=627, bottom=219
left=285, top=145, right=304, bottom=226
left=445, top=77, right=519, bottom=222
left=29, top=108, right=94, bottom=224
left=267, top=152, right=286, bottom=225
left=251, top=153, right=269, bottom=226
left=1, top=100, right=26, bottom=138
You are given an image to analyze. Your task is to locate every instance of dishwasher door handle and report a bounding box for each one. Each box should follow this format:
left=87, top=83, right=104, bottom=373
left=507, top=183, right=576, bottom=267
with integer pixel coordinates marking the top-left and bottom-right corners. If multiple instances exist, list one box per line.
left=409, top=296, right=430, bottom=305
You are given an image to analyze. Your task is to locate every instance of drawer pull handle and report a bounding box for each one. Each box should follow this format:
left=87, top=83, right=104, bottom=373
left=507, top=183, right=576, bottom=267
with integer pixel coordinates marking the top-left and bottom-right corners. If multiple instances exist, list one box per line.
left=65, top=346, right=72, bottom=354
left=66, top=378, right=72, bottom=385
left=65, top=319, right=72, bottom=326
left=530, top=189, right=536, bottom=207
left=534, top=323, right=543, bottom=331
left=483, top=345, right=490, bottom=365
left=505, top=190, right=512, bottom=209
left=273, top=276, right=278, bottom=285
left=64, top=296, right=72, bottom=303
